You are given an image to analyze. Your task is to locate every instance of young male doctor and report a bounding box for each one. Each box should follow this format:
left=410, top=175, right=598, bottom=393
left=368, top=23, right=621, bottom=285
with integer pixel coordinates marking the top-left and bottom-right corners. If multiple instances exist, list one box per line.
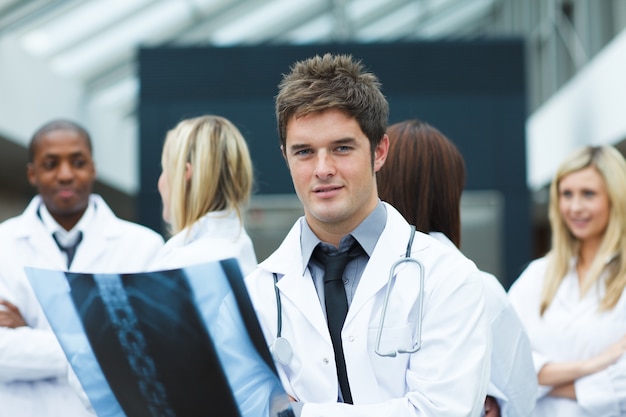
left=245, top=54, right=491, bottom=416
left=0, top=119, right=164, bottom=416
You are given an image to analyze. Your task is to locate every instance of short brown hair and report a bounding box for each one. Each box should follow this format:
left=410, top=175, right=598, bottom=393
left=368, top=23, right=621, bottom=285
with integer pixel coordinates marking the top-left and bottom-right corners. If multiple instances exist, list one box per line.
left=275, top=53, right=389, bottom=154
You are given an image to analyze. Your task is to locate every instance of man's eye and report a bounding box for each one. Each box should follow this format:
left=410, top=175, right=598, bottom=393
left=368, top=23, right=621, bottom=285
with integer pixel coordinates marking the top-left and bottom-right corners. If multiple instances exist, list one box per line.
left=294, top=149, right=312, bottom=156
left=336, top=146, right=351, bottom=152
left=42, top=160, right=56, bottom=170
left=72, top=159, right=87, bottom=168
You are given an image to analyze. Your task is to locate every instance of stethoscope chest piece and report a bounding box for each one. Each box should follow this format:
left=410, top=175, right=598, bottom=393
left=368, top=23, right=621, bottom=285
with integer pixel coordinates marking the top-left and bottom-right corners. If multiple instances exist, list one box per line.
left=270, top=337, right=293, bottom=365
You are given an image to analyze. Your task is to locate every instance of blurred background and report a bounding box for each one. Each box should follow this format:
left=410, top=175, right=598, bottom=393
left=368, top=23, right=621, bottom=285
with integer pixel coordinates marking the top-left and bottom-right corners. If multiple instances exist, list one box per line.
left=1, top=0, right=625, bottom=287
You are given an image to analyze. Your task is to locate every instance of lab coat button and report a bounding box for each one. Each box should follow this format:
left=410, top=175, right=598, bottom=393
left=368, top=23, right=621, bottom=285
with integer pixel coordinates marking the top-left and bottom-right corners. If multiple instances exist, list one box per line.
left=348, top=336, right=354, bottom=342
left=322, top=357, right=330, bottom=365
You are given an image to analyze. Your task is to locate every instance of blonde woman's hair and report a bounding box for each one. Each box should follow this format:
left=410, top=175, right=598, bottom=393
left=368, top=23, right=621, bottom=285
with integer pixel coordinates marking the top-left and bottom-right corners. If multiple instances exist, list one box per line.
left=541, top=145, right=626, bottom=315
left=161, top=115, right=253, bottom=235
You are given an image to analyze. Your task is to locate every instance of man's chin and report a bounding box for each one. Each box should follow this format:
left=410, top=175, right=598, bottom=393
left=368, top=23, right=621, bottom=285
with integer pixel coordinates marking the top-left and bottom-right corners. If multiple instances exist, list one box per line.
left=307, top=207, right=349, bottom=226
left=49, top=202, right=88, bottom=217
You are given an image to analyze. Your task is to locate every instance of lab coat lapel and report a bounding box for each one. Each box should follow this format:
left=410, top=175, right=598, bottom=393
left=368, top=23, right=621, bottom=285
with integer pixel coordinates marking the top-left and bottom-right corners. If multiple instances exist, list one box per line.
left=261, top=219, right=331, bottom=343
left=276, top=270, right=330, bottom=343
left=16, top=199, right=67, bottom=270
left=345, top=205, right=421, bottom=325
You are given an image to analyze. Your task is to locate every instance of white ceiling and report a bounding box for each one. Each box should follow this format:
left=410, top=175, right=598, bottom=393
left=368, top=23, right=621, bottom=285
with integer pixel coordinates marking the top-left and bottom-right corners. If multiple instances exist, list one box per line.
left=0, top=0, right=497, bottom=111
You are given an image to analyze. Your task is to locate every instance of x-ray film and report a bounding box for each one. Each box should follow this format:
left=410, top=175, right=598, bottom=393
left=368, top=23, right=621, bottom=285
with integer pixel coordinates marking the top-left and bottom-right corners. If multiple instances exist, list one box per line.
left=25, top=259, right=294, bottom=417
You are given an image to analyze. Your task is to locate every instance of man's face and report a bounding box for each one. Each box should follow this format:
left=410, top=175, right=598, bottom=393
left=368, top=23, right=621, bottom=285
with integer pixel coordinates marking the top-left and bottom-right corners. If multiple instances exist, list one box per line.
left=283, top=109, right=388, bottom=243
left=27, top=129, right=95, bottom=226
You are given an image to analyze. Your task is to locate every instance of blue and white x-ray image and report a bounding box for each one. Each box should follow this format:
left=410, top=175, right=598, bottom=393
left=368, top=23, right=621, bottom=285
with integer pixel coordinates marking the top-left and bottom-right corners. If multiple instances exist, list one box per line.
left=26, top=259, right=294, bottom=417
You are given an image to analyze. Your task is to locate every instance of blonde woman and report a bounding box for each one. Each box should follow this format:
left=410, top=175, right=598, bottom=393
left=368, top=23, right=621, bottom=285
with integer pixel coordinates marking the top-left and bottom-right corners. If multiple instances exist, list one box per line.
left=509, top=145, right=626, bottom=416
left=153, top=115, right=291, bottom=416
left=153, top=114, right=257, bottom=274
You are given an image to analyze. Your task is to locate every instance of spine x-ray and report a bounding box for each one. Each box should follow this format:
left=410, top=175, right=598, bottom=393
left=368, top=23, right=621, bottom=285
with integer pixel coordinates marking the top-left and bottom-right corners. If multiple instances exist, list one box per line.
left=26, top=259, right=294, bottom=417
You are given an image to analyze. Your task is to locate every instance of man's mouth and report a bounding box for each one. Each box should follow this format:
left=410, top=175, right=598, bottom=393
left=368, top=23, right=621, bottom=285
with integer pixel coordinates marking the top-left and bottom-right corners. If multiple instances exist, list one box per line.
left=314, top=185, right=341, bottom=193
left=57, top=189, right=76, bottom=199
left=313, top=185, right=342, bottom=197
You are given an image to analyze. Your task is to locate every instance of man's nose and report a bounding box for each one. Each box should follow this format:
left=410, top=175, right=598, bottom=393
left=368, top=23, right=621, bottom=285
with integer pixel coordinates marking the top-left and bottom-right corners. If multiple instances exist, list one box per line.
left=314, top=152, right=335, bottom=178
left=57, top=161, right=74, bottom=180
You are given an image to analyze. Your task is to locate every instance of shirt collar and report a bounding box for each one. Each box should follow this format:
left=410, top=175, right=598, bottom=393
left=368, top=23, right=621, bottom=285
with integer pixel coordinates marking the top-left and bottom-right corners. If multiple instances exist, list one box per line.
left=299, top=200, right=387, bottom=273
left=39, top=199, right=95, bottom=247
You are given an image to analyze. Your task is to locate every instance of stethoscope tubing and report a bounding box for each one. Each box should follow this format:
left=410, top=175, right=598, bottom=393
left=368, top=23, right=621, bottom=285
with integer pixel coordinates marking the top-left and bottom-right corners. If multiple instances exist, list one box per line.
left=271, top=225, right=424, bottom=364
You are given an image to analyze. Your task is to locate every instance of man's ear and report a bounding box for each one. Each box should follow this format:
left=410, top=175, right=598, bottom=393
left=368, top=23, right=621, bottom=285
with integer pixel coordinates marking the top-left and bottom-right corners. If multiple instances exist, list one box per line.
left=26, top=163, right=37, bottom=187
left=185, top=162, right=192, bottom=181
left=373, top=134, right=389, bottom=173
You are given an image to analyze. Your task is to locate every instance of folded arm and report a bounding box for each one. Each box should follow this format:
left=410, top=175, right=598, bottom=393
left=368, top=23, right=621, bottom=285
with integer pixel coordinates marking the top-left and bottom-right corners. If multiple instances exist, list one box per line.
left=538, top=334, right=626, bottom=389
left=0, top=298, right=67, bottom=382
left=0, top=299, right=27, bottom=328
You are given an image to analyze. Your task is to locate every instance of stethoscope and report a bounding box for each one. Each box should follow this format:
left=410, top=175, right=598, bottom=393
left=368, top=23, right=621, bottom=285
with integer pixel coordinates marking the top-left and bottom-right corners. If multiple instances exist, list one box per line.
left=270, top=226, right=425, bottom=365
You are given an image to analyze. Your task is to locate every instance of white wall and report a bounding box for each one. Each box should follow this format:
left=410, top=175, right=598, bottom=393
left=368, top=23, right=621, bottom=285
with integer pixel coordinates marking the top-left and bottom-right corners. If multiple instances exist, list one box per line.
left=526, top=28, right=626, bottom=191
left=0, top=33, right=139, bottom=194
left=0, top=34, right=83, bottom=142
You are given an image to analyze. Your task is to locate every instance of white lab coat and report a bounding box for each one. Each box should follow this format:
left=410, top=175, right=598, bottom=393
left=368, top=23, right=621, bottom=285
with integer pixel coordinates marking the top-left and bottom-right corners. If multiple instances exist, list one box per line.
left=508, top=256, right=626, bottom=417
left=151, top=209, right=257, bottom=275
left=429, top=232, right=537, bottom=417
left=245, top=203, right=491, bottom=417
left=0, top=195, right=164, bottom=417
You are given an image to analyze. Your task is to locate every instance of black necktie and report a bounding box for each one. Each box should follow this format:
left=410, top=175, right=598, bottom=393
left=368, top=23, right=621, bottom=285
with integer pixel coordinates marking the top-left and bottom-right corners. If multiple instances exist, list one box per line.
left=313, top=243, right=360, bottom=404
left=53, top=231, right=83, bottom=268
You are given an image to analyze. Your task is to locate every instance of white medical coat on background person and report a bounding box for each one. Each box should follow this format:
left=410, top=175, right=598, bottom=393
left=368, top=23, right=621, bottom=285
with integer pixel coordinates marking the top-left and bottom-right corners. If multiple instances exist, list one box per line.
left=429, top=232, right=537, bottom=417
left=151, top=209, right=257, bottom=275
left=0, top=194, right=164, bottom=417
left=508, top=257, right=626, bottom=417
left=245, top=203, right=491, bottom=417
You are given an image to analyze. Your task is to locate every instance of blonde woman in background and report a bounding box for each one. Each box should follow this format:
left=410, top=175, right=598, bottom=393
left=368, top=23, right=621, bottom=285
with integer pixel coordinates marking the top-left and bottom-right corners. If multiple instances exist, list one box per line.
left=509, top=145, right=626, bottom=416
left=151, top=115, right=291, bottom=416
left=152, top=114, right=257, bottom=273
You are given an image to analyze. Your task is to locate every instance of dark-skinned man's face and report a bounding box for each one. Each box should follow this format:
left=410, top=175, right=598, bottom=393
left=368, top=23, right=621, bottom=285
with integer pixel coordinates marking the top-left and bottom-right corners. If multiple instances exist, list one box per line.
left=27, top=129, right=95, bottom=230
